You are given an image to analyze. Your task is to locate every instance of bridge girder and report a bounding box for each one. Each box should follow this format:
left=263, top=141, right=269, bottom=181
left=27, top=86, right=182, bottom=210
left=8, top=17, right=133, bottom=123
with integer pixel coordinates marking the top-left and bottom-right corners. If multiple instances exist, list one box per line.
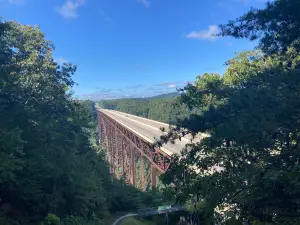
left=97, top=111, right=172, bottom=190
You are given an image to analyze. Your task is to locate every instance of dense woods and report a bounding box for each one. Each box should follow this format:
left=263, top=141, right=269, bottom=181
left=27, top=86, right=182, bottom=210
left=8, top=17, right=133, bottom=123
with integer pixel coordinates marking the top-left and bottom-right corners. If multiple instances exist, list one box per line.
left=98, top=94, right=190, bottom=125
left=0, top=20, right=160, bottom=225
left=159, top=0, right=300, bottom=224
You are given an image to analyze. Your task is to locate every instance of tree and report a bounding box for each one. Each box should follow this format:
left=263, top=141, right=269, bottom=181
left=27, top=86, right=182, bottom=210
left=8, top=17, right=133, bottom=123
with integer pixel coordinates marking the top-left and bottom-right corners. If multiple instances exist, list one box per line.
left=0, top=19, right=108, bottom=222
left=0, top=20, right=161, bottom=224
left=220, top=0, right=300, bottom=54
left=98, top=95, right=189, bottom=125
left=159, top=0, right=300, bottom=224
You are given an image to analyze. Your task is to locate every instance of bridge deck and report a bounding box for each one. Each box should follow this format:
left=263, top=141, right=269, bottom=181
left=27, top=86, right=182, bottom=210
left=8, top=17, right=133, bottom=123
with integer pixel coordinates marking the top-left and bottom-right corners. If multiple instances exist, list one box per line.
left=99, top=109, right=188, bottom=155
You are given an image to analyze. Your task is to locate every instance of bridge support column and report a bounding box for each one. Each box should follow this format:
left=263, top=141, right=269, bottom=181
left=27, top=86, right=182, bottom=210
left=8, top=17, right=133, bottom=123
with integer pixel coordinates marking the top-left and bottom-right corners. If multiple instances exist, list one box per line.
left=109, top=125, right=114, bottom=173
left=151, top=165, right=157, bottom=189
left=131, top=144, right=136, bottom=187
left=122, top=137, right=125, bottom=176
left=122, top=137, right=131, bottom=184
left=114, top=128, right=118, bottom=177
left=141, top=156, right=145, bottom=191
left=103, top=124, right=110, bottom=165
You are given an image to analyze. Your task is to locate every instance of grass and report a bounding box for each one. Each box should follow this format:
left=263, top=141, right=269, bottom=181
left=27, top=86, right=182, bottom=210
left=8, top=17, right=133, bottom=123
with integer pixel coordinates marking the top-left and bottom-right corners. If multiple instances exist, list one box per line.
left=120, top=217, right=156, bottom=225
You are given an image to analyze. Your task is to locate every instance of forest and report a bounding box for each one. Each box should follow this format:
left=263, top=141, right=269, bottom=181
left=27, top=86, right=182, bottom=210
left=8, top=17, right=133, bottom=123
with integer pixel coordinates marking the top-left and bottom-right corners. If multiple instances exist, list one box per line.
left=158, top=0, right=300, bottom=224
left=0, top=21, right=162, bottom=225
left=98, top=94, right=191, bottom=125
left=1, top=0, right=300, bottom=224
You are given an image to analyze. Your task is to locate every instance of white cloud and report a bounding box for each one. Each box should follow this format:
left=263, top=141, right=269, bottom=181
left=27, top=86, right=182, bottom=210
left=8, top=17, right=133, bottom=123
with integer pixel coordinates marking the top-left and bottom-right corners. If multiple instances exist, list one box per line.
left=56, top=0, right=86, bottom=19
left=167, top=84, right=176, bottom=89
left=54, top=57, right=69, bottom=64
left=186, top=25, right=220, bottom=41
left=136, top=0, right=150, bottom=8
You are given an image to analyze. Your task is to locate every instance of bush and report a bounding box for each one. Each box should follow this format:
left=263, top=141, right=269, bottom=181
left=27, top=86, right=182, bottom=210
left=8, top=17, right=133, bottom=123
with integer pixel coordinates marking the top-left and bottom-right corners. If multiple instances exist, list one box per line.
left=44, top=214, right=60, bottom=225
left=62, top=215, right=103, bottom=225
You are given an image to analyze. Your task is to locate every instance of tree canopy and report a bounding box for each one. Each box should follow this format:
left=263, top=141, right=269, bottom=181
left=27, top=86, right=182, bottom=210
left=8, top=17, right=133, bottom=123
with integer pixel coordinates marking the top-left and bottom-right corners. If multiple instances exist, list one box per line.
left=159, top=0, right=300, bottom=224
left=220, top=0, right=300, bottom=54
left=0, top=20, right=161, bottom=225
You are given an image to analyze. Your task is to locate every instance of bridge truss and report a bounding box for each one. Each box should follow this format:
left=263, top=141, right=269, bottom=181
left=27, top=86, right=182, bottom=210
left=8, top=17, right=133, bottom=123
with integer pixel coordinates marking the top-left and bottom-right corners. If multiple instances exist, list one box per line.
left=97, top=110, right=172, bottom=190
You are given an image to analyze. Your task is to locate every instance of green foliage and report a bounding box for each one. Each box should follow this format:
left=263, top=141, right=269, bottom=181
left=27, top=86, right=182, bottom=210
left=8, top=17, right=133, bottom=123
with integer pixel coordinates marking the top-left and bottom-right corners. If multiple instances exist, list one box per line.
left=61, top=215, right=103, bottom=225
left=145, top=92, right=180, bottom=100
left=159, top=1, right=300, bottom=224
left=101, top=98, right=150, bottom=117
left=120, top=217, right=156, bottom=225
left=223, top=50, right=265, bottom=85
left=0, top=19, right=161, bottom=225
left=44, top=214, right=60, bottom=225
left=220, top=0, right=300, bottom=54
left=98, top=95, right=189, bottom=125
left=0, top=19, right=108, bottom=223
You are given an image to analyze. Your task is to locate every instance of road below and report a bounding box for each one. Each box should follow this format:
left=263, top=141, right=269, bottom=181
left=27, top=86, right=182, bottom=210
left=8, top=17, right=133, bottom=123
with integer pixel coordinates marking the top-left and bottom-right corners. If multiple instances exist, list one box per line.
left=112, top=213, right=138, bottom=225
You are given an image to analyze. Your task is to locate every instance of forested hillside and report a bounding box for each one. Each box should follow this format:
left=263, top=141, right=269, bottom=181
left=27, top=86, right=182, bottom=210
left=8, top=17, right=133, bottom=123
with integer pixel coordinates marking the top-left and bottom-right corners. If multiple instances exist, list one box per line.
left=98, top=93, right=190, bottom=124
left=0, top=20, right=161, bottom=225
left=145, top=92, right=180, bottom=100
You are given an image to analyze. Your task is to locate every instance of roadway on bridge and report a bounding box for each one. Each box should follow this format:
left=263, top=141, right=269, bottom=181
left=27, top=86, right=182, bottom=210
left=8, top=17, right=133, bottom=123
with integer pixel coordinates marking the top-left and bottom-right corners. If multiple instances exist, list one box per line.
left=100, top=109, right=188, bottom=155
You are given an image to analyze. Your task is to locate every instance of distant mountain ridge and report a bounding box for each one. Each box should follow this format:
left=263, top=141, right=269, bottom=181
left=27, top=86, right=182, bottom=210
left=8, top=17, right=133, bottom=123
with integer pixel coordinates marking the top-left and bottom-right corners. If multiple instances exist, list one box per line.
left=97, top=91, right=187, bottom=124
left=144, top=92, right=180, bottom=100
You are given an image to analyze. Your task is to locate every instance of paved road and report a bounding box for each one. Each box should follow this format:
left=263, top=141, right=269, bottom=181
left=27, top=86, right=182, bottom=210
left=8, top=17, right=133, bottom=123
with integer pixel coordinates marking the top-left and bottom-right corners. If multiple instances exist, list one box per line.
left=100, top=109, right=188, bottom=155
left=112, top=213, right=138, bottom=225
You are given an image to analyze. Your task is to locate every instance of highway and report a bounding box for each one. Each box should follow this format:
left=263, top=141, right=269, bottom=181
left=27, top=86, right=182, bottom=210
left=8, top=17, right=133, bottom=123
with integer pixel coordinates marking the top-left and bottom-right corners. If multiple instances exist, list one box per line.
left=112, top=213, right=138, bottom=225
left=99, top=109, right=189, bottom=155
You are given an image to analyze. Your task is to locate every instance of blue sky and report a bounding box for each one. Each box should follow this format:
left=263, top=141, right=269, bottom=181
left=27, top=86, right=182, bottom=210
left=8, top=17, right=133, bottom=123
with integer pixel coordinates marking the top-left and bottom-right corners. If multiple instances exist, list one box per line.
left=1, top=0, right=267, bottom=100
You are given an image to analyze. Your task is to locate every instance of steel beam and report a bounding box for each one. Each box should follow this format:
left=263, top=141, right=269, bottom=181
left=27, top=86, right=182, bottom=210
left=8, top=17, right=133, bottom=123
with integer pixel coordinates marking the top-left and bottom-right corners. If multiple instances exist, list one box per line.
left=131, top=143, right=136, bottom=187
left=122, top=136, right=125, bottom=177
left=102, top=117, right=110, bottom=164
left=101, top=112, right=170, bottom=172
left=97, top=110, right=172, bottom=190
left=141, top=155, right=145, bottom=191
left=151, top=165, right=157, bottom=189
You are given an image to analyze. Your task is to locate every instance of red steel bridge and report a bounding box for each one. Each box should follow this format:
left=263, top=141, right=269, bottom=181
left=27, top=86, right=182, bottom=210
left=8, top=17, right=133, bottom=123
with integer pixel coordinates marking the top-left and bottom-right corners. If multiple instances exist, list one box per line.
left=97, top=108, right=188, bottom=191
